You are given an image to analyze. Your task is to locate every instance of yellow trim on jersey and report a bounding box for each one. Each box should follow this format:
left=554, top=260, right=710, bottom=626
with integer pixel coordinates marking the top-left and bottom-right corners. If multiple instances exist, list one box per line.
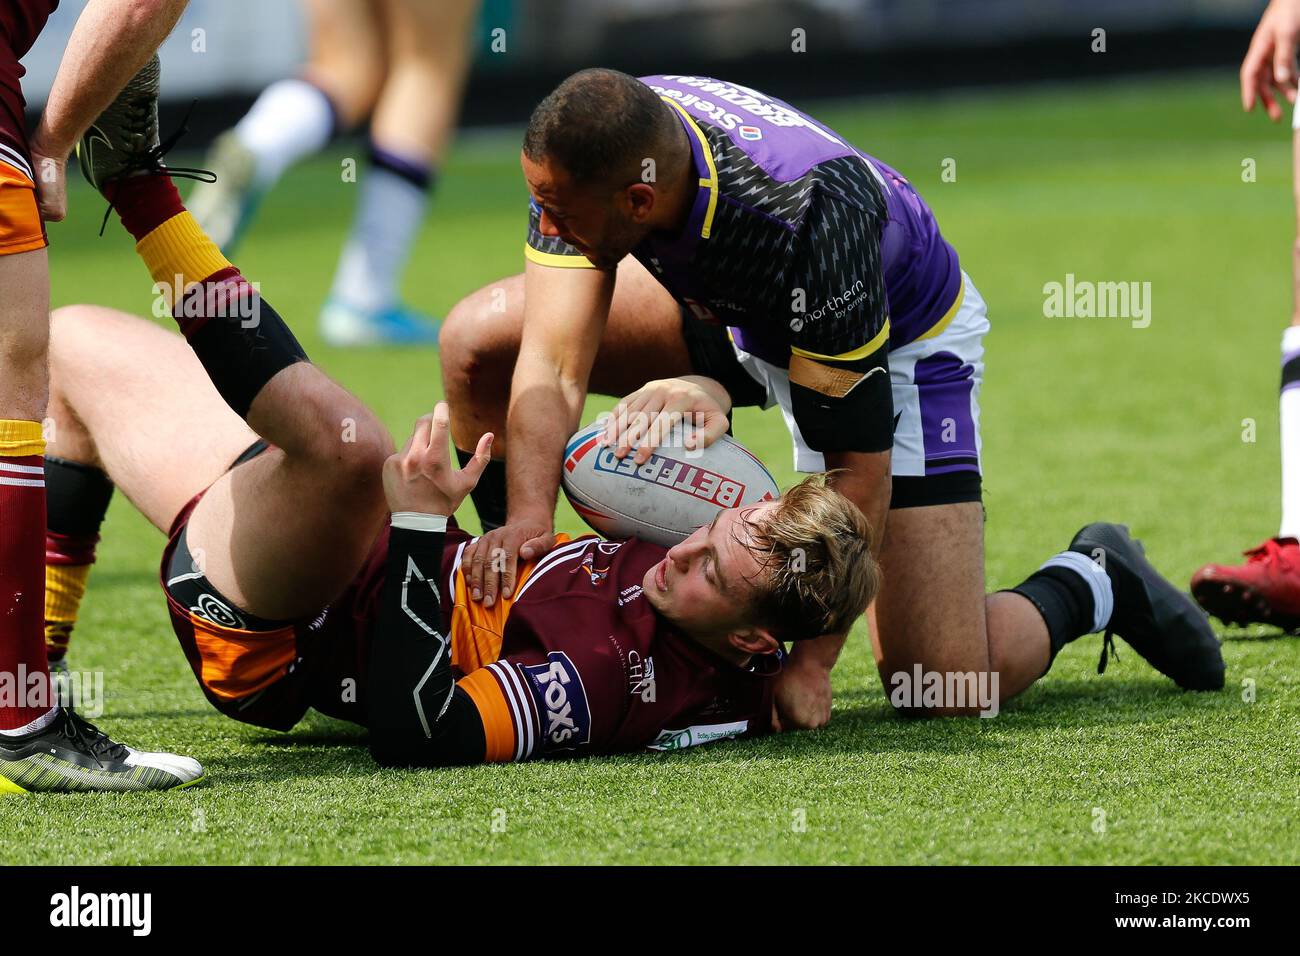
left=524, top=243, right=595, bottom=269
left=660, top=97, right=719, bottom=239
left=914, top=275, right=967, bottom=343
left=785, top=277, right=964, bottom=363
left=790, top=319, right=891, bottom=364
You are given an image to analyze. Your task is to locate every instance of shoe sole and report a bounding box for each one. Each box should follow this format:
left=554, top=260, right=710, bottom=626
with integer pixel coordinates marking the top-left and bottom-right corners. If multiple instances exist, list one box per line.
left=1073, top=523, right=1226, bottom=691
left=0, top=770, right=204, bottom=795
left=1191, top=577, right=1300, bottom=632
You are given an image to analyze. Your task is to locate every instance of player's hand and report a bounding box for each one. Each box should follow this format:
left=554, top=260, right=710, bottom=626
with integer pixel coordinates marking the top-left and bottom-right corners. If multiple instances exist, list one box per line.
left=383, top=402, right=492, bottom=516
left=28, top=147, right=67, bottom=222
left=773, top=654, right=834, bottom=732
left=1241, top=0, right=1300, bottom=120
left=461, top=519, right=557, bottom=608
left=601, top=376, right=731, bottom=466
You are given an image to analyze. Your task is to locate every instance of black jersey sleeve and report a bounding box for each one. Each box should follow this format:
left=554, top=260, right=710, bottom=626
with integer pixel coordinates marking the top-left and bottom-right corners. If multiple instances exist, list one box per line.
left=368, top=523, right=487, bottom=767
left=783, top=188, right=894, bottom=454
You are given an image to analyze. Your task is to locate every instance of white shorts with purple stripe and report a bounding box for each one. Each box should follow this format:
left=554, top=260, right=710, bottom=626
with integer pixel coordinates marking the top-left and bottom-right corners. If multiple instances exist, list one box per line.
left=731, top=270, right=988, bottom=479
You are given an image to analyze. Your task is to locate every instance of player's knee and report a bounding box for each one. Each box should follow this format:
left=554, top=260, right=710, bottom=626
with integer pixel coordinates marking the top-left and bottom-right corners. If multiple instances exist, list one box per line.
left=332, top=410, right=394, bottom=487
left=50, top=304, right=95, bottom=330
left=307, top=61, right=382, bottom=129
left=0, top=307, right=50, bottom=369
left=440, top=286, right=520, bottom=392
left=48, top=303, right=131, bottom=351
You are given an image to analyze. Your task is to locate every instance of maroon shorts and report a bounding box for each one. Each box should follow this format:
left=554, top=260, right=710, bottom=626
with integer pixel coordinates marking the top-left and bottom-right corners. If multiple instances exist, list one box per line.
left=0, top=99, right=45, bottom=255
left=157, top=442, right=470, bottom=732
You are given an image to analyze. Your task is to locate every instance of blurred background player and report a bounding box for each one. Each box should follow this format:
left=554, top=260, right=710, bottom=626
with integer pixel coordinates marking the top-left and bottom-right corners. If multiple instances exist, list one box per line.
left=186, top=0, right=480, bottom=346
left=1193, top=0, right=1300, bottom=632
left=0, top=4, right=202, bottom=792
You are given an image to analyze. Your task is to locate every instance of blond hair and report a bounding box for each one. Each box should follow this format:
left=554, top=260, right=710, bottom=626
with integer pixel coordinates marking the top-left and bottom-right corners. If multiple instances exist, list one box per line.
left=739, top=472, right=879, bottom=642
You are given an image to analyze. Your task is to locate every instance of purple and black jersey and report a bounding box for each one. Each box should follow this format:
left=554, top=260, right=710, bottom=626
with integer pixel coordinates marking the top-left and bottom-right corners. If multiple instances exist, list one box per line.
left=525, top=74, right=963, bottom=457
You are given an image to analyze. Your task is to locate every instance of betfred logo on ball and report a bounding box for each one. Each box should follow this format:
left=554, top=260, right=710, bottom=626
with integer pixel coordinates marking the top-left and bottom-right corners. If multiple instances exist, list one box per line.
left=593, top=447, right=745, bottom=509
left=561, top=418, right=779, bottom=546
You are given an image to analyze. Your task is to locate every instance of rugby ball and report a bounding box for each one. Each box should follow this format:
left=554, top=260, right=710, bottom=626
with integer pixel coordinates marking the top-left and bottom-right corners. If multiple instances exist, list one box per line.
left=561, top=419, right=780, bottom=547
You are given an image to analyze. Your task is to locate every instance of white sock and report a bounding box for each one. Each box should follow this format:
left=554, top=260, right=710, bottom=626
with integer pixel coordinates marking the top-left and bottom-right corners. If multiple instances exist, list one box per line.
left=1280, top=326, right=1300, bottom=539
left=329, top=148, right=431, bottom=314
left=235, top=78, right=336, bottom=189
left=1040, top=550, right=1114, bottom=633
left=0, top=705, right=57, bottom=737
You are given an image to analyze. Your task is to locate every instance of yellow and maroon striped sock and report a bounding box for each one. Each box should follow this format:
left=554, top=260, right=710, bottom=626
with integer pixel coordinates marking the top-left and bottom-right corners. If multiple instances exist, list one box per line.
left=110, top=174, right=308, bottom=417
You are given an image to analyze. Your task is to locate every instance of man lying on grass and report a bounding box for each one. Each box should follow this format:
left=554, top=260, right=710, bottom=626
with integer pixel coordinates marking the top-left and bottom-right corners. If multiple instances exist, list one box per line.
left=36, top=60, right=881, bottom=766
left=43, top=294, right=876, bottom=762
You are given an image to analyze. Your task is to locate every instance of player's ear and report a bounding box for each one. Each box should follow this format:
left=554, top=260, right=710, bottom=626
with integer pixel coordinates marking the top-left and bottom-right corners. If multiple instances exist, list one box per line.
left=729, top=627, right=778, bottom=657
left=626, top=182, right=656, bottom=221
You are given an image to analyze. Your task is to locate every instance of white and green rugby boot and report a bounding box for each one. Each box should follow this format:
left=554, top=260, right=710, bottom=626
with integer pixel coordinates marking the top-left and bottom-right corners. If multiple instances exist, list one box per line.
left=0, top=708, right=203, bottom=794
left=186, top=129, right=262, bottom=254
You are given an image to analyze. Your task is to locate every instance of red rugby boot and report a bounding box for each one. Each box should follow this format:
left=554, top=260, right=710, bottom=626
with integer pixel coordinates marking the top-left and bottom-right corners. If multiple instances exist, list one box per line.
left=1191, top=537, right=1300, bottom=631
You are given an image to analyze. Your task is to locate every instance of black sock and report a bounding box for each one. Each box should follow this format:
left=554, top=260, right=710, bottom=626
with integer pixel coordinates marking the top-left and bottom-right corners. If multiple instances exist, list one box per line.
left=177, top=273, right=309, bottom=419
left=1007, top=565, right=1098, bottom=671
left=456, top=448, right=506, bottom=531
left=45, top=457, right=114, bottom=538
left=369, top=140, right=436, bottom=192
left=44, top=457, right=115, bottom=663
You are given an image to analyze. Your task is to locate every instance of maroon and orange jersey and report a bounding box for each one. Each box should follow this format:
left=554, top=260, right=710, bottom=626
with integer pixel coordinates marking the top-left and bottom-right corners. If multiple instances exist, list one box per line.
left=163, top=501, right=780, bottom=759
left=438, top=531, right=780, bottom=760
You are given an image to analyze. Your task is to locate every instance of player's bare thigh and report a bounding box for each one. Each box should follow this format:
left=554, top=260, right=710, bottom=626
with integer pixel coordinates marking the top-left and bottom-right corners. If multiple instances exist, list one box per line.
left=183, top=362, right=392, bottom=620
left=301, top=0, right=386, bottom=127
left=442, top=256, right=692, bottom=397
left=46, top=304, right=256, bottom=533
left=370, top=0, right=477, bottom=161
left=869, top=501, right=991, bottom=711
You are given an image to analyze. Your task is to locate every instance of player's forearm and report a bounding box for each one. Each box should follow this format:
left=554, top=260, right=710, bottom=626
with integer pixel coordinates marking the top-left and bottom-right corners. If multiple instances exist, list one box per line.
left=368, top=517, right=486, bottom=767
left=823, top=449, right=892, bottom=557
left=792, top=453, right=887, bottom=679
left=32, top=0, right=188, bottom=158
left=504, top=363, right=586, bottom=525
left=790, top=630, right=849, bottom=672
left=373, top=519, right=453, bottom=728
